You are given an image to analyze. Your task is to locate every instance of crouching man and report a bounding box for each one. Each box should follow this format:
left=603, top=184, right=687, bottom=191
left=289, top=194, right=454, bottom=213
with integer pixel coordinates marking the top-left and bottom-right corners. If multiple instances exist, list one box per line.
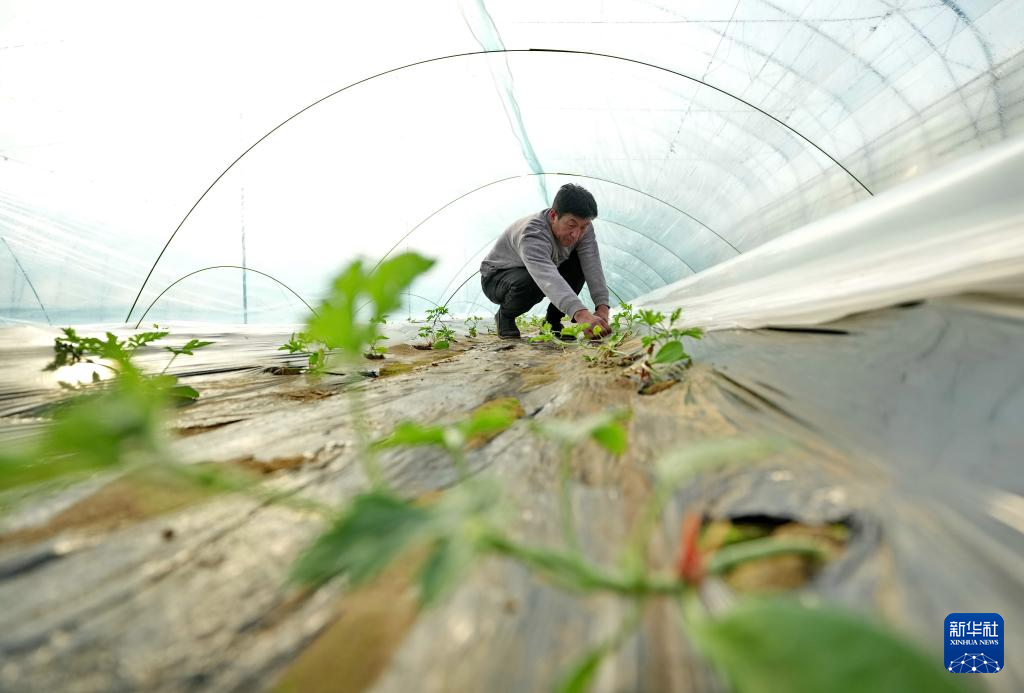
left=480, top=183, right=611, bottom=340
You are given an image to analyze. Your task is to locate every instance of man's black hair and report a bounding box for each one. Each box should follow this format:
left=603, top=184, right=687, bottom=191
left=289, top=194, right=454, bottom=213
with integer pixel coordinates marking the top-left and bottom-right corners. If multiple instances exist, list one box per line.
left=551, top=183, right=598, bottom=219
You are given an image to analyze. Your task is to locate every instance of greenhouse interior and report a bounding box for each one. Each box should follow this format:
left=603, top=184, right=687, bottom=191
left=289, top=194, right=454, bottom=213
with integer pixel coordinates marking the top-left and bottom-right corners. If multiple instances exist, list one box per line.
left=1, top=1, right=1023, bottom=691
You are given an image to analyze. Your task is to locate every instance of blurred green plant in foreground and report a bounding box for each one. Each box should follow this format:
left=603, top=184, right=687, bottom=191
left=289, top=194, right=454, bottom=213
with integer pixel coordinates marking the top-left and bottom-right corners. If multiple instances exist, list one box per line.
left=294, top=407, right=964, bottom=693
left=2, top=327, right=221, bottom=500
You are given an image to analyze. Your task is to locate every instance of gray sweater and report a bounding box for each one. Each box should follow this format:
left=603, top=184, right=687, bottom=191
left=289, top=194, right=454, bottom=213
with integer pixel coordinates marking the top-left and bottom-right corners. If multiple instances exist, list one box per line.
left=480, top=209, right=610, bottom=317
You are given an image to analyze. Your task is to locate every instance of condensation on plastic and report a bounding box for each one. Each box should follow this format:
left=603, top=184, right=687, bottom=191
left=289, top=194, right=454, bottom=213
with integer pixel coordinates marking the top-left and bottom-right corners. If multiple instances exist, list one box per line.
left=636, top=134, right=1024, bottom=331
left=0, top=1, right=1022, bottom=324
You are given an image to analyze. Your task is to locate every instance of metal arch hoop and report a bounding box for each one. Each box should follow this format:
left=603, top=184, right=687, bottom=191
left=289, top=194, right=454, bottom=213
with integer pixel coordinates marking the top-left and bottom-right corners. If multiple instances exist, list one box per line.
left=132, top=265, right=318, bottom=328
left=1, top=237, right=52, bottom=325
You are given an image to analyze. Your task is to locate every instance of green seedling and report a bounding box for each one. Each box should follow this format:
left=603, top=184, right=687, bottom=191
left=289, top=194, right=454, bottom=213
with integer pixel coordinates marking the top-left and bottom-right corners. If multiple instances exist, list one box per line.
left=464, top=315, right=484, bottom=338
left=528, top=321, right=555, bottom=344
left=611, top=302, right=639, bottom=334
left=575, top=303, right=647, bottom=367
left=433, top=325, right=456, bottom=350
left=365, top=314, right=390, bottom=359
left=579, top=329, right=630, bottom=366
left=557, top=321, right=590, bottom=342
left=278, top=331, right=310, bottom=355
left=277, top=331, right=328, bottom=375
left=631, top=308, right=704, bottom=378
left=605, top=329, right=628, bottom=351
left=373, top=398, right=521, bottom=479
left=418, top=305, right=454, bottom=350
left=46, top=327, right=167, bottom=375
left=515, top=313, right=547, bottom=333
left=45, top=327, right=212, bottom=402
left=365, top=335, right=388, bottom=359
left=162, top=338, right=214, bottom=374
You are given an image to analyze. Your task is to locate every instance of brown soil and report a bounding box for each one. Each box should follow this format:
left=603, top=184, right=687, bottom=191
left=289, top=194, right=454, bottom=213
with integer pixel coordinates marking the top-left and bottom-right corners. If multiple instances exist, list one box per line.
left=282, top=388, right=337, bottom=402
left=265, top=366, right=305, bottom=375
left=0, top=471, right=214, bottom=548
left=234, top=454, right=312, bottom=475
left=703, top=519, right=849, bottom=593
left=464, top=397, right=526, bottom=450
left=175, top=419, right=243, bottom=437
left=378, top=362, right=415, bottom=377
left=639, top=379, right=678, bottom=396
left=376, top=345, right=460, bottom=377
left=274, top=553, right=423, bottom=693
left=519, top=363, right=561, bottom=391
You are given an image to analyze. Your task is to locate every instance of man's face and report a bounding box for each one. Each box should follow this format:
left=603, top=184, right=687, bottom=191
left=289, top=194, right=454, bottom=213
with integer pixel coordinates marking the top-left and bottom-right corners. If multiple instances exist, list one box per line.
left=549, top=210, right=591, bottom=247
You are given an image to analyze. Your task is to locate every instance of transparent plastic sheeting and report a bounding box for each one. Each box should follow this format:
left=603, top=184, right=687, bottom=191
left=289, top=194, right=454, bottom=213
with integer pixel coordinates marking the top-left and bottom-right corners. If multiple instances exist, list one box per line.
left=636, top=133, right=1024, bottom=331
left=1, top=1, right=1023, bottom=324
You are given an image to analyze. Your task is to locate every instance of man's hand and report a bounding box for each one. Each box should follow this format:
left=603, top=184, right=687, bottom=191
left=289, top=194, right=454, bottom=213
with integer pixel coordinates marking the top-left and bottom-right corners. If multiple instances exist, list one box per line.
left=572, top=308, right=610, bottom=339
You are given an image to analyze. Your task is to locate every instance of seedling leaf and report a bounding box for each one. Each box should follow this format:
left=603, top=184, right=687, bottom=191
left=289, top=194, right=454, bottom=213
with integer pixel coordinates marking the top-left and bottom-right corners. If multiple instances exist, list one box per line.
left=418, top=535, right=476, bottom=607
left=166, top=384, right=200, bottom=402
left=459, top=399, right=521, bottom=441
left=655, top=439, right=780, bottom=489
left=164, top=339, right=214, bottom=356
left=690, top=600, right=967, bottom=693
left=590, top=420, right=629, bottom=455
left=557, top=646, right=607, bottom=693
left=127, top=331, right=169, bottom=350
left=373, top=421, right=446, bottom=449
left=533, top=409, right=631, bottom=453
left=705, top=536, right=828, bottom=576
left=368, top=254, right=436, bottom=316
left=290, top=491, right=431, bottom=587
left=652, top=340, right=686, bottom=364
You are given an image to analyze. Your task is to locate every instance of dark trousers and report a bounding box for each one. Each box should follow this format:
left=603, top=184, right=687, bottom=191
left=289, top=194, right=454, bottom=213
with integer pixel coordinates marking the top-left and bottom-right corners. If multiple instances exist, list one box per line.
left=481, top=250, right=585, bottom=326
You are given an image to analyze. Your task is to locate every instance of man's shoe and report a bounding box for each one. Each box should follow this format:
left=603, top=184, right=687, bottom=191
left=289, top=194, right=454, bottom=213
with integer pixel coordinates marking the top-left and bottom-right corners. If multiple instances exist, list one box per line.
left=495, top=310, right=521, bottom=340
left=544, top=304, right=565, bottom=330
